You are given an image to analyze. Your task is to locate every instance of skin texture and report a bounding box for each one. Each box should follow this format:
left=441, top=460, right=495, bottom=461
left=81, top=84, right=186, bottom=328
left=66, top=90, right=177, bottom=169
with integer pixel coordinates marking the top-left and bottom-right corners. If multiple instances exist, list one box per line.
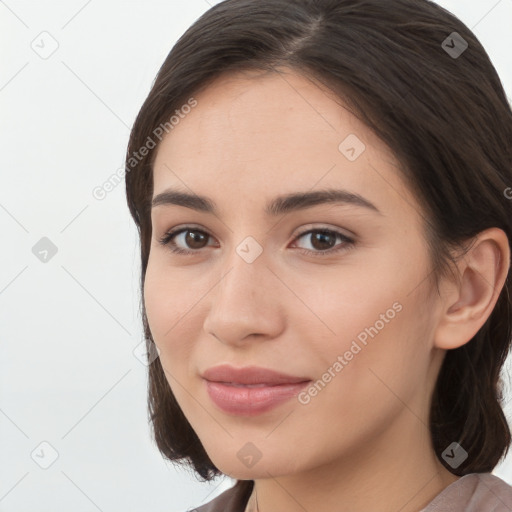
left=144, top=68, right=510, bottom=512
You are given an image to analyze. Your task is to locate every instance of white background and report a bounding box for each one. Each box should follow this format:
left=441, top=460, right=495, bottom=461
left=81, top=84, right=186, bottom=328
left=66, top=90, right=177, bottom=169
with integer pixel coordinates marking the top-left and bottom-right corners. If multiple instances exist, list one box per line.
left=1, top=1, right=512, bottom=511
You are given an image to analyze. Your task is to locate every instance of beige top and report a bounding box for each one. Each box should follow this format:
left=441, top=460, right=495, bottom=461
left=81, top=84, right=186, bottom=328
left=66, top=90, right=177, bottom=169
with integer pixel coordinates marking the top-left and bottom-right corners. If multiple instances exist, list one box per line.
left=192, top=473, right=512, bottom=512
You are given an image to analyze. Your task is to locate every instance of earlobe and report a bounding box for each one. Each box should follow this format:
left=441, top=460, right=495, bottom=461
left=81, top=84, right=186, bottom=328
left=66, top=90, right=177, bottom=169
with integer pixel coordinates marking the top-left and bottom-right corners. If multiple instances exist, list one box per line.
left=433, top=228, right=510, bottom=351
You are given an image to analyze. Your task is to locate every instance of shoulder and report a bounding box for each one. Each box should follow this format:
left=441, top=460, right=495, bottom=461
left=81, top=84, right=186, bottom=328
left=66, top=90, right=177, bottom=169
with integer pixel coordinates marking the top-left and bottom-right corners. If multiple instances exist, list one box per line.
left=190, top=480, right=254, bottom=512
left=472, top=473, right=512, bottom=511
left=423, top=472, right=512, bottom=512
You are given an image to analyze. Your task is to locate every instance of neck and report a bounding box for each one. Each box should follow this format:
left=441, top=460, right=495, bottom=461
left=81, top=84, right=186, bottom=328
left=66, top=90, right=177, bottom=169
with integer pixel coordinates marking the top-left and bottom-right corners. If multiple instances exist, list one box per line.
left=244, top=410, right=460, bottom=512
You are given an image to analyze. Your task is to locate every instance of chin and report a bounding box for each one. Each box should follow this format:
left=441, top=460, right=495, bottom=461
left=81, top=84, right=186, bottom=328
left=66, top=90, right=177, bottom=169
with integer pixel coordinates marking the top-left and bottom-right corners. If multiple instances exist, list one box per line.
left=207, top=449, right=300, bottom=480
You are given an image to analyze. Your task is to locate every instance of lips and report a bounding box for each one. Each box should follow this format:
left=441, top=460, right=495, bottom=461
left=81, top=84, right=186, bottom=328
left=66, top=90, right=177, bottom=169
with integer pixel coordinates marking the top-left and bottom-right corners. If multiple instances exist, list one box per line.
left=201, top=364, right=311, bottom=386
left=202, top=364, right=312, bottom=416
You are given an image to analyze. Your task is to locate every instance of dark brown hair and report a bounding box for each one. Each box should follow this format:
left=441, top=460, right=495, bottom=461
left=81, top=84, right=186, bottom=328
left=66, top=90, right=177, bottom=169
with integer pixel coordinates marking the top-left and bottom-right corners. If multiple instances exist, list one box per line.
left=125, top=0, right=512, bottom=486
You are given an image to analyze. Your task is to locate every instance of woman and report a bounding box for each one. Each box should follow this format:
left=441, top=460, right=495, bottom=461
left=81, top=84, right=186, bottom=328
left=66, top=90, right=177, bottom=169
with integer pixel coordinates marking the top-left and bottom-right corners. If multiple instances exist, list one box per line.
left=124, top=0, right=512, bottom=510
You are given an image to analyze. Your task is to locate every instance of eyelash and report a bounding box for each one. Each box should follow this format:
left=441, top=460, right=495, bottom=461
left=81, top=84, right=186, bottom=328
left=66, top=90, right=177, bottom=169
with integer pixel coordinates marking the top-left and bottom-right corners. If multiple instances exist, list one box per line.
left=157, top=226, right=355, bottom=257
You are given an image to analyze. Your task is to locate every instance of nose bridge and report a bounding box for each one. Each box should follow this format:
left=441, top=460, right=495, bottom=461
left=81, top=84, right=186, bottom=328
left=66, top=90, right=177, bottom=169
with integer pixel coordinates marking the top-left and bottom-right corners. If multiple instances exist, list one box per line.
left=203, top=238, right=280, bottom=343
left=217, top=216, right=268, bottom=296
left=215, top=240, right=267, bottom=311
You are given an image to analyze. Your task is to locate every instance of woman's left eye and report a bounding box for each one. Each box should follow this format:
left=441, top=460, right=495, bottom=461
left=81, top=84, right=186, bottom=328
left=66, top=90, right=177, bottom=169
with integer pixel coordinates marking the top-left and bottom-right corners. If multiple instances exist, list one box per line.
left=292, top=229, right=355, bottom=255
left=158, top=227, right=355, bottom=257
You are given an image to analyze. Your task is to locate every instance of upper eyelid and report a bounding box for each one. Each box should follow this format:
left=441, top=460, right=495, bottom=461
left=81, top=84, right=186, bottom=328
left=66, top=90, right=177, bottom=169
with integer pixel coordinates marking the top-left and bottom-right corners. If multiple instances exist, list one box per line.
left=162, top=222, right=353, bottom=237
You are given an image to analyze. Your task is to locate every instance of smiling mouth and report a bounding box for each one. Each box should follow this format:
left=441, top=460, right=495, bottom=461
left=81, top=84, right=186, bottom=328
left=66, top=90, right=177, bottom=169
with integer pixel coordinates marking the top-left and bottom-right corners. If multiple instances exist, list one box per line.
left=203, top=380, right=312, bottom=416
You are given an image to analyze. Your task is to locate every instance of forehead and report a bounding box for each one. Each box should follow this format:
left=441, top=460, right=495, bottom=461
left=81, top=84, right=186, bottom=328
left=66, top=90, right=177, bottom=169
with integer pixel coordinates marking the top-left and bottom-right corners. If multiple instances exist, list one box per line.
left=151, top=69, right=416, bottom=219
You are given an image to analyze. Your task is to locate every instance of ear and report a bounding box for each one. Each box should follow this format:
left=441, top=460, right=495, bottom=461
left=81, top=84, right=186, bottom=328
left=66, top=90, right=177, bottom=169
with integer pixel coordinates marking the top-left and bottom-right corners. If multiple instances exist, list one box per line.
left=434, top=227, right=511, bottom=350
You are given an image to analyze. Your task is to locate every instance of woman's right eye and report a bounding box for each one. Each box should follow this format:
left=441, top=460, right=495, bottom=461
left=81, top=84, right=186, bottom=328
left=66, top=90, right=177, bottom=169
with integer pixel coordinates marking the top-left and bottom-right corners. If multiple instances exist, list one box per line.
left=158, top=227, right=214, bottom=255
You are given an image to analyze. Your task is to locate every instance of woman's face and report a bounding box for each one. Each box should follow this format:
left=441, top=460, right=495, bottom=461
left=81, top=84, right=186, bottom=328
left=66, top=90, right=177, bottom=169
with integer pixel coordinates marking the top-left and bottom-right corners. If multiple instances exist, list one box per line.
left=144, top=69, right=447, bottom=479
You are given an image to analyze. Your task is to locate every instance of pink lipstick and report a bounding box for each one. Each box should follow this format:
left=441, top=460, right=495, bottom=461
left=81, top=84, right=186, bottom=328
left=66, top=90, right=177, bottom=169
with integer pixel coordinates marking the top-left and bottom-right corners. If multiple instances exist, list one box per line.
left=202, top=364, right=311, bottom=416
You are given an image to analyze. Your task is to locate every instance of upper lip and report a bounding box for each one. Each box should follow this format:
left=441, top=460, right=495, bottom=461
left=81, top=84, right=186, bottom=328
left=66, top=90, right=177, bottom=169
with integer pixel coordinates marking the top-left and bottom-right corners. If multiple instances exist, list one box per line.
left=202, top=364, right=311, bottom=385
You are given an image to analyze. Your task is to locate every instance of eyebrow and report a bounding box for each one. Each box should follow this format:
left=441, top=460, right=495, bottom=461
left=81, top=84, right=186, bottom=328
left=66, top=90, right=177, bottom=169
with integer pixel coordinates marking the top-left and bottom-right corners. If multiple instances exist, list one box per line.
left=151, top=187, right=382, bottom=217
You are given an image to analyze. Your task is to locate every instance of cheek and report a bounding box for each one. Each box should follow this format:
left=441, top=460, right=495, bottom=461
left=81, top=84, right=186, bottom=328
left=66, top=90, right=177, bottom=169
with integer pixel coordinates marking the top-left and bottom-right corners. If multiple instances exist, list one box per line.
left=143, top=258, right=215, bottom=382
left=143, top=261, right=191, bottom=355
left=289, top=262, right=402, bottom=353
left=297, top=260, right=431, bottom=399
left=143, top=263, right=168, bottom=341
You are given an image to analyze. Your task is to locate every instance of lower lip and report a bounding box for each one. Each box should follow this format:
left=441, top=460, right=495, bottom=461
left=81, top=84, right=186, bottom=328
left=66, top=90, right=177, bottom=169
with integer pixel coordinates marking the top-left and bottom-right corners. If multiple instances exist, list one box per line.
left=204, top=380, right=311, bottom=416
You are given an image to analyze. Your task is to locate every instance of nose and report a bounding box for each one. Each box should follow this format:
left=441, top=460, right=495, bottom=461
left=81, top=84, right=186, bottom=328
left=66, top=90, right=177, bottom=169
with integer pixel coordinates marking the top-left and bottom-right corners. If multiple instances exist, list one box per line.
left=202, top=247, right=284, bottom=347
